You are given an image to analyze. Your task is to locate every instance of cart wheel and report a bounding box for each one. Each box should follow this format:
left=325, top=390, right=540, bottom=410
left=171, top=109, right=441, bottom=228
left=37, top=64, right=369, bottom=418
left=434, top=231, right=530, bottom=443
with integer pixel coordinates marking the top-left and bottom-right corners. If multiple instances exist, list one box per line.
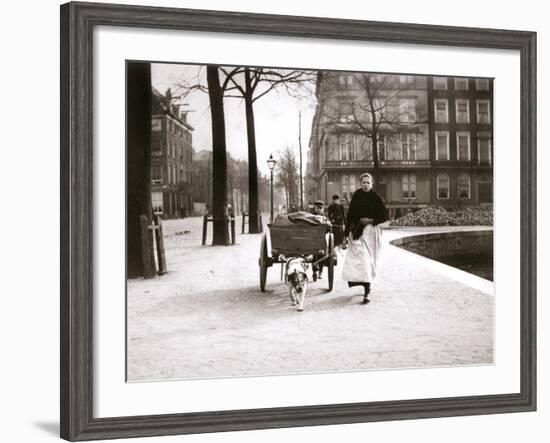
left=259, top=234, right=268, bottom=292
left=327, top=233, right=334, bottom=292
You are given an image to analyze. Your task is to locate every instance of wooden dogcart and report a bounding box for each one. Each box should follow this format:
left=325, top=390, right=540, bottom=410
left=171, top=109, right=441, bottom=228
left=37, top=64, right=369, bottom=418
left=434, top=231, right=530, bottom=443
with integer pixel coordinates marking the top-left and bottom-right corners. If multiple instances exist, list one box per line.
left=258, top=223, right=336, bottom=292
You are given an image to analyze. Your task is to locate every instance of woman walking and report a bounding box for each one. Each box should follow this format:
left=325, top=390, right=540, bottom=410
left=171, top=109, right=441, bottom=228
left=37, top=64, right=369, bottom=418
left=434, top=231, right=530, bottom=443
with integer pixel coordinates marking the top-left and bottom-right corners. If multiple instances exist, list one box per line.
left=342, top=173, right=388, bottom=304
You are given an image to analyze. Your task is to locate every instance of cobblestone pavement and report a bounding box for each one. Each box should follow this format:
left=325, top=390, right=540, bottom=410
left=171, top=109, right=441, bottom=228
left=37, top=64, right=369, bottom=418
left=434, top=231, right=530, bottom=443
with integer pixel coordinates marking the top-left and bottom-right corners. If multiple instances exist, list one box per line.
left=127, top=215, right=494, bottom=381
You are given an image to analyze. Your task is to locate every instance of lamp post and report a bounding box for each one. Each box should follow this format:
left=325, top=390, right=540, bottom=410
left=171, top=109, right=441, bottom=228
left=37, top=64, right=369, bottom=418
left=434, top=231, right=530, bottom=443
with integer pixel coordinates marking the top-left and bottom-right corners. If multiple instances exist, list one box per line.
left=267, top=154, right=277, bottom=223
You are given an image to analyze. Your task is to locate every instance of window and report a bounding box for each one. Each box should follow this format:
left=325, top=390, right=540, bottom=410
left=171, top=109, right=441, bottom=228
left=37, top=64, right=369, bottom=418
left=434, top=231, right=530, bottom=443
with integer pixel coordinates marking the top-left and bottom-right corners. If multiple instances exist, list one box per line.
left=401, top=133, right=417, bottom=160
left=167, top=166, right=171, bottom=185
left=478, top=133, right=492, bottom=165
left=385, top=101, right=399, bottom=121
left=437, top=173, right=450, bottom=199
left=386, top=135, right=401, bottom=160
left=435, top=99, right=448, bottom=123
left=399, top=99, right=416, bottom=122
left=377, top=136, right=386, bottom=161
left=454, top=78, right=469, bottom=90
left=151, top=118, right=161, bottom=131
left=435, top=131, right=450, bottom=160
left=433, top=77, right=447, bottom=90
left=338, top=102, right=354, bottom=123
left=151, top=164, right=162, bottom=184
left=476, top=100, right=491, bottom=124
left=456, top=132, right=471, bottom=161
left=152, top=191, right=163, bottom=214
left=341, top=174, right=358, bottom=200
left=357, top=135, right=373, bottom=160
left=370, top=74, right=384, bottom=84
left=372, top=98, right=386, bottom=121
left=456, top=99, right=470, bottom=123
left=338, top=75, right=354, bottom=87
left=341, top=175, right=349, bottom=201
left=402, top=174, right=417, bottom=200
left=173, top=165, right=178, bottom=184
left=339, top=135, right=354, bottom=160
left=399, top=75, right=414, bottom=86
left=475, top=79, right=490, bottom=90
left=349, top=175, right=357, bottom=194
left=478, top=176, right=493, bottom=203
left=151, top=139, right=161, bottom=153
left=458, top=174, right=471, bottom=199
left=365, top=137, right=373, bottom=160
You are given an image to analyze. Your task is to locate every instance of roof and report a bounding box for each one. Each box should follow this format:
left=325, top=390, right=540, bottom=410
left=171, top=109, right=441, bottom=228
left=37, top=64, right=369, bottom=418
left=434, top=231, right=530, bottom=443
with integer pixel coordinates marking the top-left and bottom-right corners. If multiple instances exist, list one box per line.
left=151, top=87, right=194, bottom=131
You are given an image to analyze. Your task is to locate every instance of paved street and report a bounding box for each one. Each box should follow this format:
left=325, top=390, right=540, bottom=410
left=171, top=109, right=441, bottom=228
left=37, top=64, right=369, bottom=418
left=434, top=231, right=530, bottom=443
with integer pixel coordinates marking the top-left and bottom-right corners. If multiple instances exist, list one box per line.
left=127, top=215, right=494, bottom=381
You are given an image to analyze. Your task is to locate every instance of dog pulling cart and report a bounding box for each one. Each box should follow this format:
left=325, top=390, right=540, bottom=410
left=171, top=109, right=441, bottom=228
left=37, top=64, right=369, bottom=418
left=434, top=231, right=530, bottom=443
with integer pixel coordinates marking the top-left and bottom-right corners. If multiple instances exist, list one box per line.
left=258, top=223, right=337, bottom=293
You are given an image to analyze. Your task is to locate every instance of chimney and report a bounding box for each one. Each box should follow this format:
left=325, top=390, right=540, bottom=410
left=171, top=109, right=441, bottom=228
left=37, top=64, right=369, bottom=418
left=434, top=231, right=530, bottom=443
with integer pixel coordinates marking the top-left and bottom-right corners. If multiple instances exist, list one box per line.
left=164, top=88, right=172, bottom=108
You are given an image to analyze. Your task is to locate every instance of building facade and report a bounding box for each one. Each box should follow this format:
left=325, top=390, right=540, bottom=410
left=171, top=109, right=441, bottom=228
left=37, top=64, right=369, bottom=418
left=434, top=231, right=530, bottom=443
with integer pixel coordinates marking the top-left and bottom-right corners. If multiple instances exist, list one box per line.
left=191, top=150, right=257, bottom=216
left=428, top=76, right=494, bottom=208
left=306, top=72, right=493, bottom=217
left=151, top=88, right=194, bottom=218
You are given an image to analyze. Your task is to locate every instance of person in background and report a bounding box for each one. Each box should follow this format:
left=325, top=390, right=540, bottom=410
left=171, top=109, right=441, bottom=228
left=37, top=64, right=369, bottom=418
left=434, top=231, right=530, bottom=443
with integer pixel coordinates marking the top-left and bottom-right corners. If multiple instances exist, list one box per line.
left=311, top=200, right=328, bottom=224
left=327, top=194, right=346, bottom=247
left=342, top=173, right=388, bottom=304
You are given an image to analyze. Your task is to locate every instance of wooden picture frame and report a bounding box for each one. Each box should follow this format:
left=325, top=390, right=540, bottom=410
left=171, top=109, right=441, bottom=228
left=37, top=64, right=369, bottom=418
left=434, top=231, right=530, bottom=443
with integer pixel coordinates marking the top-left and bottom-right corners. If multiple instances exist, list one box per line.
left=60, top=1, right=536, bottom=440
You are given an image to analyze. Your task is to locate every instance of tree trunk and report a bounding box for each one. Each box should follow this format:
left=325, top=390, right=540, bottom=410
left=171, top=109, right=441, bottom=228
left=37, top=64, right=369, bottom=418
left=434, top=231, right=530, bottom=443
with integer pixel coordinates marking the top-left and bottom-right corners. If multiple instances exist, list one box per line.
left=244, top=68, right=261, bottom=233
left=285, top=184, right=289, bottom=209
left=207, top=66, right=229, bottom=245
left=127, top=62, right=152, bottom=278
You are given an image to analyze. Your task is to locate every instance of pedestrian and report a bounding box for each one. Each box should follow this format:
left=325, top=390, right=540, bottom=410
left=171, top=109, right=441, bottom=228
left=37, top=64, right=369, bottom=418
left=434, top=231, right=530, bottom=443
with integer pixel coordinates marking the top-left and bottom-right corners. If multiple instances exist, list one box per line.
left=327, top=194, right=346, bottom=246
left=342, top=173, right=388, bottom=304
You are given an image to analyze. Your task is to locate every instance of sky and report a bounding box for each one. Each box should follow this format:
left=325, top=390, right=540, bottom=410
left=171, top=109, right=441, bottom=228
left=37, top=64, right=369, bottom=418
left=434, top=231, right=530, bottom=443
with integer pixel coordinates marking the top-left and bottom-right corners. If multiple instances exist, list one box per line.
left=151, top=63, right=317, bottom=177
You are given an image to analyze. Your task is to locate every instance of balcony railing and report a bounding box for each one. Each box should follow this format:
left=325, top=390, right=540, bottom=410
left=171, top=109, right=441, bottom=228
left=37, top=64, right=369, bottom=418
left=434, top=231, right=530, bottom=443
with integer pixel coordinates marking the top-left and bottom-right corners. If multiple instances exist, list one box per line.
left=323, top=160, right=375, bottom=169
left=379, top=159, right=431, bottom=167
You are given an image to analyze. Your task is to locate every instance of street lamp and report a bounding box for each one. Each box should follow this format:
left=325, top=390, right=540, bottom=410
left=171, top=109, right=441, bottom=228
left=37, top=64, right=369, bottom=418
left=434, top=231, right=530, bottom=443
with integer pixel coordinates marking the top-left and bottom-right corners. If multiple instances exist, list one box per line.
left=267, top=154, right=277, bottom=223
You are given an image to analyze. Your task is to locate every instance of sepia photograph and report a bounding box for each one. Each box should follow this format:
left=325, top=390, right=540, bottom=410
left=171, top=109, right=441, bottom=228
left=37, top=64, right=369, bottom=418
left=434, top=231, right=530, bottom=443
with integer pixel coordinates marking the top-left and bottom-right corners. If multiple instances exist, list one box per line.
left=126, top=61, right=494, bottom=382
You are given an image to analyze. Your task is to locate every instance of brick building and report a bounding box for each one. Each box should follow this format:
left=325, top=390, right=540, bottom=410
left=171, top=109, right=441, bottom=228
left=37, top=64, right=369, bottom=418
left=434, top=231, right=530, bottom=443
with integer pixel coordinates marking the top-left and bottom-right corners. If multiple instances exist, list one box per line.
left=150, top=88, right=194, bottom=218
left=306, top=71, right=493, bottom=217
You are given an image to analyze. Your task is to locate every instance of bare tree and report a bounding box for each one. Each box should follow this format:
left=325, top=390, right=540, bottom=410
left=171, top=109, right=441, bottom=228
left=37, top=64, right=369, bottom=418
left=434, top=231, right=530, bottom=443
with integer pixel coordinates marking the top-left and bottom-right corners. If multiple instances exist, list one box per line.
left=219, top=66, right=315, bottom=231
left=176, top=66, right=315, bottom=231
left=321, top=73, right=419, bottom=182
left=127, top=62, right=153, bottom=278
left=206, top=66, right=230, bottom=245
left=275, top=146, right=300, bottom=210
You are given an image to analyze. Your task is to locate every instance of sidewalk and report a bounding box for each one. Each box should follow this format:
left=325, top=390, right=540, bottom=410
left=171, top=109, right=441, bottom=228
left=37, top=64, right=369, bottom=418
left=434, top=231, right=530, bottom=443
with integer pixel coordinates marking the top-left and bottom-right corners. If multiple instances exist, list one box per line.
left=127, top=216, right=493, bottom=381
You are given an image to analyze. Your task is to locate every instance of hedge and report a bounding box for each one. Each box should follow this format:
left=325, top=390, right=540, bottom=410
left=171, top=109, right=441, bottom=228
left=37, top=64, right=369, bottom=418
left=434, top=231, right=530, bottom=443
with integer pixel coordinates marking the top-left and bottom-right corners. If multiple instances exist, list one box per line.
left=390, top=206, right=493, bottom=227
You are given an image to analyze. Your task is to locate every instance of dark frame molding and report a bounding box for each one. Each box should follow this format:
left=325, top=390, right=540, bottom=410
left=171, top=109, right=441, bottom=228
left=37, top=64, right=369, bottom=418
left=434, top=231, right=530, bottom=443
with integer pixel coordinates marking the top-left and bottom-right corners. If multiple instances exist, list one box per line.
left=60, top=2, right=536, bottom=441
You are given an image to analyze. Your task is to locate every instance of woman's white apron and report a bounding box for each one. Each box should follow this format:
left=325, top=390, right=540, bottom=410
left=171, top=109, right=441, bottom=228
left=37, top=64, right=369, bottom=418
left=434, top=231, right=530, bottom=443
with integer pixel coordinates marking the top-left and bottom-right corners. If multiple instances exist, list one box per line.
left=341, top=224, right=382, bottom=283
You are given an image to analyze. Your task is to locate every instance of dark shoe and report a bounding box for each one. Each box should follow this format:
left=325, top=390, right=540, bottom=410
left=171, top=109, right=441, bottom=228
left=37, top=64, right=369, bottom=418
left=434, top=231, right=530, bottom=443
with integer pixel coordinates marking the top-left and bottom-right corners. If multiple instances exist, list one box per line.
left=362, top=296, right=370, bottom=304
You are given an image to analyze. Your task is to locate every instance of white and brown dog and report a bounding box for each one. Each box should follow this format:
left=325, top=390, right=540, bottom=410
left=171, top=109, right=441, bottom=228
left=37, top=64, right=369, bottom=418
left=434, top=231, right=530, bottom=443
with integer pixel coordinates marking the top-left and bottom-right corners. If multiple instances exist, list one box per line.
left=285, top=257, right=309, bottom=312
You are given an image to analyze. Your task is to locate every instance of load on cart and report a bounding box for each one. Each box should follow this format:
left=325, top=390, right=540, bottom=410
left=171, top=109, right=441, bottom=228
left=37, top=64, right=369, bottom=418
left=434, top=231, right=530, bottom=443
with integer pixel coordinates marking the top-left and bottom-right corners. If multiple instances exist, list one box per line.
left=258, top=211, right=337, bottom=311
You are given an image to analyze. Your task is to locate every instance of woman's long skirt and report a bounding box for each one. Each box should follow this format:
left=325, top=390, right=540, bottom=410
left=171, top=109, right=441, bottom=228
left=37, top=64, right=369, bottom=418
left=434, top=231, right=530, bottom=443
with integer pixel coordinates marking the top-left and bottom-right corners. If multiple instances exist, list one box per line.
left=341, top=224, right=382, bottom=283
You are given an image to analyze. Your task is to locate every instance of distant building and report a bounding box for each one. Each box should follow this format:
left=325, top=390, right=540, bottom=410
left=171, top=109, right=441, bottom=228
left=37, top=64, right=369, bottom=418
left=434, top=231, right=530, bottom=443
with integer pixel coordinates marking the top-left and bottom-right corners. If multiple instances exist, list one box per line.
left=191, top=150, right=212, bottom=214
left=191, top=149, right=251, bottom=216
left=150, top=88, right=194, bottom=218
left=306, top=72, right=493, bottom=216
